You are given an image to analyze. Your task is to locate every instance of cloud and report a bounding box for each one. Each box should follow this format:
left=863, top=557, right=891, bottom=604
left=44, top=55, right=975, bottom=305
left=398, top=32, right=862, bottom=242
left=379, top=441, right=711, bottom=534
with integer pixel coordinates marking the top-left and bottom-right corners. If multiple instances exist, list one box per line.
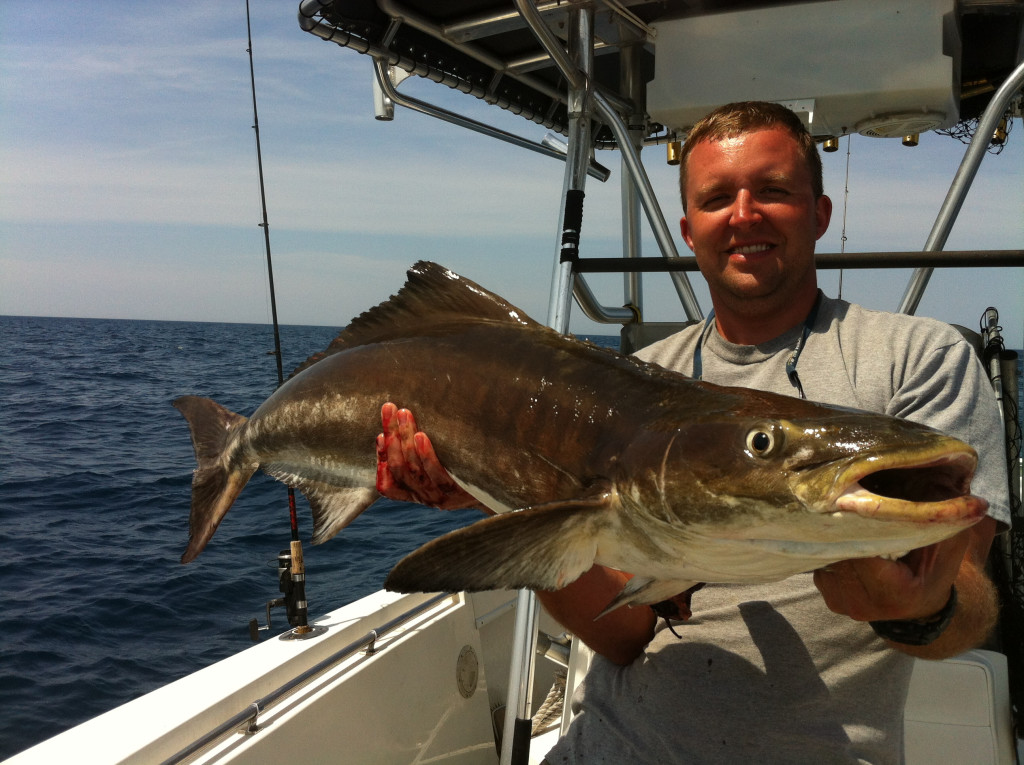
left=1, top=1, right=1020, bottom=347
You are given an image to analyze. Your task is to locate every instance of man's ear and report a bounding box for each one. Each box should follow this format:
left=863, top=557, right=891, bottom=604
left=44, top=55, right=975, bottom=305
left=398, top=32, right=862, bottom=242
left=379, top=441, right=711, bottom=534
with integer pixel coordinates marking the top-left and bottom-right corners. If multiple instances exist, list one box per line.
left=680, top=216, right=695, bottom=252
left=815, top=195, right=833, bottom=240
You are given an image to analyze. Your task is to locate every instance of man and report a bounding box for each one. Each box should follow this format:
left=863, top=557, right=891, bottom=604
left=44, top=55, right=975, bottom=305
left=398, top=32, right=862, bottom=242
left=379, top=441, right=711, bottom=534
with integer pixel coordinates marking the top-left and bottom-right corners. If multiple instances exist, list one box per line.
left=376, top=102, right=1009, bottom=763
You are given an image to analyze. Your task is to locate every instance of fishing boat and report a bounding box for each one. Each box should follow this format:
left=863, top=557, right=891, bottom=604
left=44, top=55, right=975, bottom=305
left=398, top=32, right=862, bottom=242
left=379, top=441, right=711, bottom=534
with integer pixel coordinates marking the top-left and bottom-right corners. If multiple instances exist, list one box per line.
left=8, top=1, right=1022, bottom=763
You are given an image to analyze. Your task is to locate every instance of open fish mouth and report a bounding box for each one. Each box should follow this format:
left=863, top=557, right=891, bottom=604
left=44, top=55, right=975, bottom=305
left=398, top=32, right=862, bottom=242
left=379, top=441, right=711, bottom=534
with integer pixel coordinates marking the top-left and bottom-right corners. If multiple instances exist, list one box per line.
left=832, top=449, right=987, bottom=523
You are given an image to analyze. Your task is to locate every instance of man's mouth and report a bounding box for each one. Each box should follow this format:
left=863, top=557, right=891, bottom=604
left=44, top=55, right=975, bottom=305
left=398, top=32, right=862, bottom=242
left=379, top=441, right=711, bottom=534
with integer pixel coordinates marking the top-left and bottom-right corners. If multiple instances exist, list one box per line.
left=728, top=243, right=774, bottom=256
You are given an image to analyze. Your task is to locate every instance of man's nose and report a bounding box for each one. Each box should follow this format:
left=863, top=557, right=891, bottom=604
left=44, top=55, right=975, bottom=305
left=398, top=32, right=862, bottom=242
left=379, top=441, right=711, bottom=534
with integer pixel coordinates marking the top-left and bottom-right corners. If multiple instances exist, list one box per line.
left=730, top=189, right=762, bottom=227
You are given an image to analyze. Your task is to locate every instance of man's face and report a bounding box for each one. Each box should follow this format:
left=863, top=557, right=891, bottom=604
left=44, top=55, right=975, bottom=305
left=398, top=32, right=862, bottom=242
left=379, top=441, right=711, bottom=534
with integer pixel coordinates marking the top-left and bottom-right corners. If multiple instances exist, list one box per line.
left=680, top=127, right=832, bottom=317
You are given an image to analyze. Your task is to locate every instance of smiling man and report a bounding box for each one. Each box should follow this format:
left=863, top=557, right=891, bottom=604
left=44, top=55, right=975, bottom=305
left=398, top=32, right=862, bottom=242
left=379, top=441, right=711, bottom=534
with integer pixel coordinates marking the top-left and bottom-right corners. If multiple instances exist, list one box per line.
left=376, top=102, right=1009, bottom=763
left=680, top=122, right=831, bottom=344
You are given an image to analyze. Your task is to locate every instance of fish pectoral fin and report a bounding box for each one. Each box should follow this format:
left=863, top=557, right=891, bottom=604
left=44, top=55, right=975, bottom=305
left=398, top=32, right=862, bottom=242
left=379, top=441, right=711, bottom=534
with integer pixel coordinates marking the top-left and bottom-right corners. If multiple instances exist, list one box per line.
left=384, top=492, right=616, bottom=595
left=597, top=577, right=702, bottom=620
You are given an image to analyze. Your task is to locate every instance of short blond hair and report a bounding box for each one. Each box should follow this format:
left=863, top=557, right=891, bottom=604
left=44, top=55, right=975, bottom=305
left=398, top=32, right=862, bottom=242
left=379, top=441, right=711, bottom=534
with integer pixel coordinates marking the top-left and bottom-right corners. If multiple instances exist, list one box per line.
left=678, top=101, right=824, bottom=212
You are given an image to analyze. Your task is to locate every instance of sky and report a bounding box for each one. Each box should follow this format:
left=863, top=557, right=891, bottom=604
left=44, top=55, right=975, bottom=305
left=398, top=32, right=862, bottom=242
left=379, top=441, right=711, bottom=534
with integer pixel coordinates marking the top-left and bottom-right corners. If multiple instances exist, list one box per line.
left=1, top=1, right=1022, bottom=348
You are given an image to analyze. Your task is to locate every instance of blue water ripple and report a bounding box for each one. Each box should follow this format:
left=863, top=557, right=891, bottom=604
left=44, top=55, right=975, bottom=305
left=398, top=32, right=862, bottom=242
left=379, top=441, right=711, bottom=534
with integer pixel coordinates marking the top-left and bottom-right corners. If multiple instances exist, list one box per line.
left=0, top=316, right=492, bottom=758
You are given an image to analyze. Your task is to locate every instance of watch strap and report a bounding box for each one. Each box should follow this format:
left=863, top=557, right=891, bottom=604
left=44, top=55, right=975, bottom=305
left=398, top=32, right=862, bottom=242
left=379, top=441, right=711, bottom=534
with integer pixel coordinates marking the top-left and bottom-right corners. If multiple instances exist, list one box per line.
left=869, top=585, right=957, bottom=646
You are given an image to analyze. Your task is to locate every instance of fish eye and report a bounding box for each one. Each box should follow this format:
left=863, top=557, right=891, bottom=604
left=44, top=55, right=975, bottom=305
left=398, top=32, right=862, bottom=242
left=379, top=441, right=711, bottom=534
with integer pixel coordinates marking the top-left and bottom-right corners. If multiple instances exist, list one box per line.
left=745, top=426, right=781, bottom=457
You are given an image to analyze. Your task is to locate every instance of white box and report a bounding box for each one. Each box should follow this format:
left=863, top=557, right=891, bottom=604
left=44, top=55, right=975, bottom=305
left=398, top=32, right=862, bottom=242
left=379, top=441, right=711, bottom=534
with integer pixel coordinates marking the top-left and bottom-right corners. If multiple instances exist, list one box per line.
left=647, top=0, right=960, bottom=138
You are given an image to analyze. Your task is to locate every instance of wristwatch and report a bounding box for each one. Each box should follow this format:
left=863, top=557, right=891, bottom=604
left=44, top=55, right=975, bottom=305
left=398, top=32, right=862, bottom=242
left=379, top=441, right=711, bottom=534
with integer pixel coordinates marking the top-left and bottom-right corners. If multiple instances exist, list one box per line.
left=869, top=586, right=957, bottom=646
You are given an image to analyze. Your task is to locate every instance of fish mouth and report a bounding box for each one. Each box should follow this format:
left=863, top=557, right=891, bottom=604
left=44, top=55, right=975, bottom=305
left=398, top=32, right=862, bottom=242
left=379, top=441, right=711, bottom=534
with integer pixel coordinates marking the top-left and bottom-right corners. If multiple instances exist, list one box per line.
left=830, top=448, right=988, bottom=524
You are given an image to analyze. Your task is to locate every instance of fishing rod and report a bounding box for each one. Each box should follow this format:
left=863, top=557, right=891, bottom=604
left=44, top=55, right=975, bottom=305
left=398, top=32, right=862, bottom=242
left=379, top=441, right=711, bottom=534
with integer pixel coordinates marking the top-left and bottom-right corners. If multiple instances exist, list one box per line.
left=244, top=0, right=314, bottom=640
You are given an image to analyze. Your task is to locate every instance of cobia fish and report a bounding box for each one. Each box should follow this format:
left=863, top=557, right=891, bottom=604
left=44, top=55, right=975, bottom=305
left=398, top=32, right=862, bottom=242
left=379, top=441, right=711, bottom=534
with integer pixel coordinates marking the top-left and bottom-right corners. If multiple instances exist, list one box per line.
left=175, top=261, right=986, bottom=611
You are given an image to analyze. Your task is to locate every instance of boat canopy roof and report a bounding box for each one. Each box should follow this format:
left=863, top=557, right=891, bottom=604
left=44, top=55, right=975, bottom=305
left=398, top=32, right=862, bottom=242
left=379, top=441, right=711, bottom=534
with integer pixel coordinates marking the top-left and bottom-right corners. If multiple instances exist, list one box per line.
left=300, top=0, right=1023, bottom=143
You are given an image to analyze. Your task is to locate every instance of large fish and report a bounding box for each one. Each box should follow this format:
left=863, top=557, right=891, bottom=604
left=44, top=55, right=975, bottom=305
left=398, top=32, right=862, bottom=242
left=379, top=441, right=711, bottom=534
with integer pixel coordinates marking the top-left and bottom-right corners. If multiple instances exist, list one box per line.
left=175, top=261, right=986, bottom=610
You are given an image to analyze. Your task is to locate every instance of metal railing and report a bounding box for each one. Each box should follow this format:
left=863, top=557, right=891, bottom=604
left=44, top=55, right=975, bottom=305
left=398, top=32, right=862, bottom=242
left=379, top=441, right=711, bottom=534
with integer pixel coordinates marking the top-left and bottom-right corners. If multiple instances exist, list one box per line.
left=160, top=593, right=451, bottom=765
left=570, top=250, right=1024, bottom=273
left=899, top=58, right=1024, bottom=314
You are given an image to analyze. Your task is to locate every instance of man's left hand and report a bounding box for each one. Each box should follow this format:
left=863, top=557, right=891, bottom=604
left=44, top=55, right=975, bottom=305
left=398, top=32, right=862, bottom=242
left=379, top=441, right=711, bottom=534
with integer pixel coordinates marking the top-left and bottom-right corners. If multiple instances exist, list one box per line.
left=813, top=532, right=968, bottom=623
left=814, top=518, right=999, bottom=659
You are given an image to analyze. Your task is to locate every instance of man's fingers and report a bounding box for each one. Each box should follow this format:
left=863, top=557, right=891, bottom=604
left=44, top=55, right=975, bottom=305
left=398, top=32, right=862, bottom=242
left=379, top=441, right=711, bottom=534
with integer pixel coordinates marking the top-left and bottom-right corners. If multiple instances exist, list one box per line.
left=377, top=403, right=421, bottom=500
left=381, top=402, right=399, bottom=435
left=376, top=402, right=480, bottom=510
left=396, top=409, right=422, bottom=475
left=413, top=432, right=452, bottom=489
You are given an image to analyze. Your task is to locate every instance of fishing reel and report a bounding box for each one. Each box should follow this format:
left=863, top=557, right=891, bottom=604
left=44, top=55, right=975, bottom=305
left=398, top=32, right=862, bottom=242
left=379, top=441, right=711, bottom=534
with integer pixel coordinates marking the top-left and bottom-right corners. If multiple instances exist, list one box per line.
left=248, top=546, right=324, bottom=642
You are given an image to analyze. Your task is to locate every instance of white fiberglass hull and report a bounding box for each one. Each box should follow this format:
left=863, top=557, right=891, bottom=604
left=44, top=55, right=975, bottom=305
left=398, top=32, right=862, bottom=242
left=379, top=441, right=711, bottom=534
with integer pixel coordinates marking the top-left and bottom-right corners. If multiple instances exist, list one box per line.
left=6, top=585, right=1016, bottom=765
left=6, top=589, right=568, bottom=765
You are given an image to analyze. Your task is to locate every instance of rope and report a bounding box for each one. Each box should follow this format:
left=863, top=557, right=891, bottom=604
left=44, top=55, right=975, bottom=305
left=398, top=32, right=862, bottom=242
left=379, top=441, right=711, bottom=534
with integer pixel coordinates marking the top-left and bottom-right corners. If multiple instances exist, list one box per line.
left=531, top=669, right=567, bottom=736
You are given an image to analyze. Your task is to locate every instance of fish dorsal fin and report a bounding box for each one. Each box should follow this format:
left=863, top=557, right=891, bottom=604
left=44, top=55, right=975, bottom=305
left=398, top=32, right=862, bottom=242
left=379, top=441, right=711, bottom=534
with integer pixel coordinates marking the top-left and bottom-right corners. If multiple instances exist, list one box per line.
left=290, top=261, right=541, bottom=377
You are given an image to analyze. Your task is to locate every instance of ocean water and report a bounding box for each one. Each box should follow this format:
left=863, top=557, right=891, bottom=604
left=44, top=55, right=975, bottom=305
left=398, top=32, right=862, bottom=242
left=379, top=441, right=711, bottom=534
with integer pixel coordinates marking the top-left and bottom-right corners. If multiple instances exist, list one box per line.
left=1, top=316, right=1021, bottom=760
left=0, top=316, right=488, bottom=760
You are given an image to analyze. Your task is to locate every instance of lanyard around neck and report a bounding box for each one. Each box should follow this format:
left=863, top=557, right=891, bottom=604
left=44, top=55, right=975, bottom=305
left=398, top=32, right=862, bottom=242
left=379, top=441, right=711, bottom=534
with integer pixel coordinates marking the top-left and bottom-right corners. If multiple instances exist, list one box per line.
left=692, top=291, right=823, bottom=400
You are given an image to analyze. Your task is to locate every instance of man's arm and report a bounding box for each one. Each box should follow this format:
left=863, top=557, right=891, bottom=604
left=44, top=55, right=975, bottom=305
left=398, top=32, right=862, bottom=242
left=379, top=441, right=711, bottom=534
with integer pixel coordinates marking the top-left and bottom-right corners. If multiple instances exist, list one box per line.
left=813, top=516, right=998, bottom=659
left=813, top=332, right=1006, bottom=660
left=536, top=569, right=657, bottom=666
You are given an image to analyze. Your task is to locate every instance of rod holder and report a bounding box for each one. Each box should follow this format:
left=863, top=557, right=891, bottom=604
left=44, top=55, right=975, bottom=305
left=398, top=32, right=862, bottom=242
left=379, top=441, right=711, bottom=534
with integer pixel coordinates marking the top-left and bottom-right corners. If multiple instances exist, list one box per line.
left=248, top=546, right=318, bottom=641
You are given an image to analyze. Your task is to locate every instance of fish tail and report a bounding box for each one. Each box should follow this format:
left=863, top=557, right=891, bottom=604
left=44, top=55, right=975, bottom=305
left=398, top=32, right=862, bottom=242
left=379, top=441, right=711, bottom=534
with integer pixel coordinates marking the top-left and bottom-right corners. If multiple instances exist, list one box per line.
left=173, top=396, right=257, bottom=563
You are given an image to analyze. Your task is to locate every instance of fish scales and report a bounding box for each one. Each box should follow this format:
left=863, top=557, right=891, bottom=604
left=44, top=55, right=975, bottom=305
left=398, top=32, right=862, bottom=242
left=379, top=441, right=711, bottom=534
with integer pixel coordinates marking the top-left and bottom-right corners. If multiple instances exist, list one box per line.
left=265, top=321, right=676, bottom=509
left=174, top=262, right=987, bottom=611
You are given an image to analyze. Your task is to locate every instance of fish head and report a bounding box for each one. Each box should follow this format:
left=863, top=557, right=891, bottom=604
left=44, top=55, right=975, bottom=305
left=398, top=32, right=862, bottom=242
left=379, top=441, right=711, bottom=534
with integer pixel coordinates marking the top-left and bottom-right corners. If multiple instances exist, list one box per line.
left=784, top=409, right=987, bottom=534
left=647, top=401, right=987, bottom=569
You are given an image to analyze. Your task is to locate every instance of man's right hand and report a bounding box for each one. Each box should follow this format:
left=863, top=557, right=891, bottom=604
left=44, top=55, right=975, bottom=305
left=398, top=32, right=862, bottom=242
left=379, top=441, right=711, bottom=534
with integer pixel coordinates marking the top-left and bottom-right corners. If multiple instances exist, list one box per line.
left=375, top=402, right=481, bottom=510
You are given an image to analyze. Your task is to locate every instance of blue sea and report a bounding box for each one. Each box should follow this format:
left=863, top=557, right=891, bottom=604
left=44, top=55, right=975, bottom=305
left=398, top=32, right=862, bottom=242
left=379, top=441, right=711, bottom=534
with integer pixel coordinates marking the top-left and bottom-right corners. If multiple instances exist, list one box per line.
left=1, top=315, right=1021, bottom=760
left=0, top=315, right=493, bottom=760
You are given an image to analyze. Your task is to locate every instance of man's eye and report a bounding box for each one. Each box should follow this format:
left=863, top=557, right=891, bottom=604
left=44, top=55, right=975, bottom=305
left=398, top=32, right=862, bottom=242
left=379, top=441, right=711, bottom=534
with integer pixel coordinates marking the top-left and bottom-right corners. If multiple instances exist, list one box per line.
left=701, top=194, right=730, bottom=209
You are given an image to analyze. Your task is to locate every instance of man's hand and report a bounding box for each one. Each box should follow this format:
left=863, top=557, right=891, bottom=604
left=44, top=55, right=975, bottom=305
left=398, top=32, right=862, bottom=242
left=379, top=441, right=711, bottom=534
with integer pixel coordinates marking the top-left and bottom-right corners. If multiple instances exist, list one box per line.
left=814, top=534, right=967, bottom=622
left=375, top=402, right=481, bottom=510
left=813, top=517, right=998, bottom=659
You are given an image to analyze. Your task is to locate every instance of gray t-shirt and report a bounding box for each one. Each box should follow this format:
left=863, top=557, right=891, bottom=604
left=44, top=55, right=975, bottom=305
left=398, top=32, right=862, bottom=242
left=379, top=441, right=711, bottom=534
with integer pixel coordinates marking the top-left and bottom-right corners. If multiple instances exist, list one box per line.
left=546, top=295, right=1009, bottom=764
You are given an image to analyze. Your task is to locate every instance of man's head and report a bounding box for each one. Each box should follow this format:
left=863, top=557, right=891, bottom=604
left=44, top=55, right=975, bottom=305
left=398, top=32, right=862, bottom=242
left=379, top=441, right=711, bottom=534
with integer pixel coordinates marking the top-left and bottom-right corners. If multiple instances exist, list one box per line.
left=677, top=101, right=832, bottom=344
left=678, top=101, right=824, bottom=213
